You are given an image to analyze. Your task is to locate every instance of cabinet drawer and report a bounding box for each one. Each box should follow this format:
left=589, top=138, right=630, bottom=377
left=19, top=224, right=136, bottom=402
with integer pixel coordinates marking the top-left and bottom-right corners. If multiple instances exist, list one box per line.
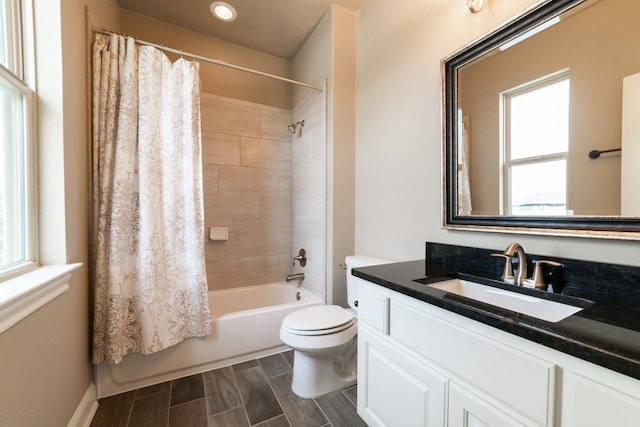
left=390, top=299, right=555, bottom=426
left=359, top=283, right=390, bottom=334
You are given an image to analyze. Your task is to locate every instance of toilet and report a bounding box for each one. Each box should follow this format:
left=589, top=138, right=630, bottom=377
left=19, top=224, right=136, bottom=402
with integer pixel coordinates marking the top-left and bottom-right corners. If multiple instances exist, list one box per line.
left=279, top=255, right=393, bottom=398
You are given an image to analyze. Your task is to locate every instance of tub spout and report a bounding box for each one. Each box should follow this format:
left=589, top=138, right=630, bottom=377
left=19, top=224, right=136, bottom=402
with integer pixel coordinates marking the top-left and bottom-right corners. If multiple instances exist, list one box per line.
left=286, top=273, right=305, bottom=282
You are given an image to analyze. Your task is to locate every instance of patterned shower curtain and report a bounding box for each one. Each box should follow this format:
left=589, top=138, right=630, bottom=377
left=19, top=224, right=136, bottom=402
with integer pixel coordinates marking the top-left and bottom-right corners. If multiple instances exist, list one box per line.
left=91, top=34, right=211, bottom=364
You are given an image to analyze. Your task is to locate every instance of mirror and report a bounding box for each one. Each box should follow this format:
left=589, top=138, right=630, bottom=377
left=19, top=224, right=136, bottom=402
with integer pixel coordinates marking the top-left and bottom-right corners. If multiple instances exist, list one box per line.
left=443, top=0, right=640, bottom=237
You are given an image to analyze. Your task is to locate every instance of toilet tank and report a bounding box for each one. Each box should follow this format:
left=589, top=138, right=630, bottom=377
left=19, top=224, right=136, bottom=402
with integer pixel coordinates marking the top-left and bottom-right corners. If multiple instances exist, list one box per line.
left=345, top=255, right=394, bottom=311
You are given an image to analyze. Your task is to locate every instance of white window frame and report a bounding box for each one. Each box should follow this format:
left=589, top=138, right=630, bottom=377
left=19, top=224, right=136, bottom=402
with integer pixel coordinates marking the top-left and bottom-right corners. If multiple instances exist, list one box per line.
left=0, top=0, right=81, bottom=336
left=0, top=0, right=38, bottom=281
left=2, top=0, right=24, bottom=77
left=500, top=71, right=569, bottom=215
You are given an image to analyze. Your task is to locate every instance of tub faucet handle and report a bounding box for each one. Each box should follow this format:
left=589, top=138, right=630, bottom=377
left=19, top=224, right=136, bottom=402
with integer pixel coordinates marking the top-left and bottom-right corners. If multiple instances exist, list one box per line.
left=293, top=248, right=307, bottom=267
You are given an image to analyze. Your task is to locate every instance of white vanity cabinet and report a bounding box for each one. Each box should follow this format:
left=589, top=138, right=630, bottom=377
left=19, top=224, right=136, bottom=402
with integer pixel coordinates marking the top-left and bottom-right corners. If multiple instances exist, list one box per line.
left=357, top=280, right=640, bottom=427
left=357, top=281, right=555, bottom=427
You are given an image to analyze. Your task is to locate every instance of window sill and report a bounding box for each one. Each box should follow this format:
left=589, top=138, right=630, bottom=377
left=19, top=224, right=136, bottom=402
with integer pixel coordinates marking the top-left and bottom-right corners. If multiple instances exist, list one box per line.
left=0, top=263, right=82, bottom=334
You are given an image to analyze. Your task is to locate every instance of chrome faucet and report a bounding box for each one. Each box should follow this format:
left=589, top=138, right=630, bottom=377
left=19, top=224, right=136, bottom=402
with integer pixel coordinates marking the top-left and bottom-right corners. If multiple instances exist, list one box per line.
left=286, top=273, right=305, bottom=282
left=503, top=243, right=527, bottom=286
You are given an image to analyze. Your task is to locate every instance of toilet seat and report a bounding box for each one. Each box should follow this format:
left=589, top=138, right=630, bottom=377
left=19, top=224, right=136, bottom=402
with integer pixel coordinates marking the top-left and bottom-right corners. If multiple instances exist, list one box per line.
left=282, top=305, right=355, bottom=336
left=282, top=318, right=356, bottom=336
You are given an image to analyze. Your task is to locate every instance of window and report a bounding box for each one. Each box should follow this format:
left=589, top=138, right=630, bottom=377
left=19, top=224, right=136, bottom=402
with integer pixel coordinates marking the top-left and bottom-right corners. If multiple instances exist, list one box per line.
left=0, top=0, right=36, bottom=279
left=502, top=72, right=569, bottom=215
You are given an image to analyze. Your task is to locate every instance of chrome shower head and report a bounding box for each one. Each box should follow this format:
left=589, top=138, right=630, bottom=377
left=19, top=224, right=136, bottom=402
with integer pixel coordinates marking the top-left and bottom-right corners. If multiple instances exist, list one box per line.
left=287, top=120, right=305, bottom=134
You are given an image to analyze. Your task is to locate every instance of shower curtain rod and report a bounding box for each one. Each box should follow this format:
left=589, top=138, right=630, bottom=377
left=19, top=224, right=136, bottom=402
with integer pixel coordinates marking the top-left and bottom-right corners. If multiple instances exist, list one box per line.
left=92, top=28, right=324, bottom=92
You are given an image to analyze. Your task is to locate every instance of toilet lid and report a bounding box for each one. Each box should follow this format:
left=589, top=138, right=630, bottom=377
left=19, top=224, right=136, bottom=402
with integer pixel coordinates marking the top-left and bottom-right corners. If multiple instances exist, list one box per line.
left=283, top=305, right=355, bottom=332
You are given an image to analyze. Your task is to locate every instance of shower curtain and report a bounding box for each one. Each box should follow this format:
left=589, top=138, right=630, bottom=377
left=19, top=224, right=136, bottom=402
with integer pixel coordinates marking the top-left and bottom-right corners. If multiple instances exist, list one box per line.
left=91, top=34, right=211, bottom=364
left=458, top=114, right=473, bottom=215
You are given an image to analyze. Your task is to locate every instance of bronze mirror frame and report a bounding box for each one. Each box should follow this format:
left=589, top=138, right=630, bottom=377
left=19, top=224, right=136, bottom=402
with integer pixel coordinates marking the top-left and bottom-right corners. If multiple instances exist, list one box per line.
left=442, top=0, right=640, bottom=238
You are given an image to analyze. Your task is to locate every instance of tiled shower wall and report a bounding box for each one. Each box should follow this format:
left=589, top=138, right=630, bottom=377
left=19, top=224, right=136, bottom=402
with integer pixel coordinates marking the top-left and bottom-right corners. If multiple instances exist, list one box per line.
left=201, top=93, right=292, bottom=290
left=291, top=90, right=327, bottom=300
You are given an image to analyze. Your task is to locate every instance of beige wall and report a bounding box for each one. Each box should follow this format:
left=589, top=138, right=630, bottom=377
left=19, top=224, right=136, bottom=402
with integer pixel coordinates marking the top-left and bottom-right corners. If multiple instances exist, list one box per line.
left=120, top=10, right=292, bottom=109
left=460, top=0, right=640, bottom=216
left=201, top=94, right=292, bottom=289
left=0, top=0, right=120, bottom=426
left=355, top=0, right=640, bottom=266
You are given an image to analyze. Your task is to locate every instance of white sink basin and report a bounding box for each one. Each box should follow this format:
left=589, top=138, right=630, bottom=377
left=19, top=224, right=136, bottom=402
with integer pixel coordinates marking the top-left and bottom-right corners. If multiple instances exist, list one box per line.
left=429, top=278, right=584, bottom=322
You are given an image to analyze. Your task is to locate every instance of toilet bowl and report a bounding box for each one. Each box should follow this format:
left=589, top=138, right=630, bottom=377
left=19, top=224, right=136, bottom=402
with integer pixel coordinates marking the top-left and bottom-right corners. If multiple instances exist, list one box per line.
left=279, top=255, right=393, bottom=398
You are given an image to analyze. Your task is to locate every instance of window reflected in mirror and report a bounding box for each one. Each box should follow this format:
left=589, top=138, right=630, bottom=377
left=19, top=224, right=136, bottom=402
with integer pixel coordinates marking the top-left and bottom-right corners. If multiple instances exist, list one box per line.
left=504, top=72, right=569, bottom=216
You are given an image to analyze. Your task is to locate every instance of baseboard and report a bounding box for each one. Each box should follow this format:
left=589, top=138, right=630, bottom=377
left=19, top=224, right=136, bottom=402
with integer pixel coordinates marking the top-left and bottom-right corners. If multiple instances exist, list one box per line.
left=67, top=383, right=99, bottom=427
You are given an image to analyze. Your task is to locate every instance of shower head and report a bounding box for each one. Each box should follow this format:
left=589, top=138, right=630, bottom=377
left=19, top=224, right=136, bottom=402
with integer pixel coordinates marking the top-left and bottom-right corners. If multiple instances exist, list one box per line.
left=287, top=120, right=305, bottom=134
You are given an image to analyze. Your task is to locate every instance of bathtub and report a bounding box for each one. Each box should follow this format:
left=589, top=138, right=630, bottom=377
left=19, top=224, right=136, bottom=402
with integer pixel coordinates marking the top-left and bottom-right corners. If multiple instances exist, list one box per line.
left=95, top=283, right=322, bottom=398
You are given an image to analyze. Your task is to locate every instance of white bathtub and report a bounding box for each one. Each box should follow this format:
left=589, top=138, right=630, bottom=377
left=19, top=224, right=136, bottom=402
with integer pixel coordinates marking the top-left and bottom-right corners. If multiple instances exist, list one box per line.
left=95, top=283, right=322, bottom=398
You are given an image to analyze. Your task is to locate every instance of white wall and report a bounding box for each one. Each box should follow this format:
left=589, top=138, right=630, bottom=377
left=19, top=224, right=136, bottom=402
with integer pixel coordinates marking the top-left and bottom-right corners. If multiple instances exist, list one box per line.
left=355, top=0, right=640, bottom=265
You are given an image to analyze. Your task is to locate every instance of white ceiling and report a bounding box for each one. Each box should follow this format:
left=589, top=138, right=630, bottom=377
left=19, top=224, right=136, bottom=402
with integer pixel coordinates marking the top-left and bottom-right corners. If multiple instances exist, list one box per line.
left=117, top=0, right=369, bottom=59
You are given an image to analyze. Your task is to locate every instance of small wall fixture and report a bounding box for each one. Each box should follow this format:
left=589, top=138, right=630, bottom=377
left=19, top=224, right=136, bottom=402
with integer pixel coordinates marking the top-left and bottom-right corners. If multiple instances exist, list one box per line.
left=210, top=1, right=237, bottom=22
left=467, top=0, right=484, bottom=14
left=287, top=120, right=305, bottom=134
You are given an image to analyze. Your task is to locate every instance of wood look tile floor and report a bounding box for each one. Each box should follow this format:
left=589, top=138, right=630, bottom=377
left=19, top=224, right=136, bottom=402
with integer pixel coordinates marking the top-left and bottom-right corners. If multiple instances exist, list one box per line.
left=90, top=350, right=367, bottom=427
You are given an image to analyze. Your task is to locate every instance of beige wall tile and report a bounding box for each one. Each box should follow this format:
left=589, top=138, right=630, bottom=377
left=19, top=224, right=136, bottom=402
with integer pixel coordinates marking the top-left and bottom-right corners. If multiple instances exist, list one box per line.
left=278, top=171, right=291, bottom=199
left=201, top=98, right=261, bottom=137
left=201, top=94, right=293, bottom=291
left=261, top=108, right=293, bottom=141
left=219, top=165, right=279, bottom=197
left=202, top=131, right=240, bottom=166
left=202, top=164, right=219, bottom=197
left=205, top=195, right=260, bottom=227
left=205, top=228, right=241, bottom=260
left=241, top=137, right=291, bottom=171
left=260, top=197, right=291, bottom=225
left=291, top=90, right=326, bottom=301
left=240, top=224, right=290, bottom=258
left=206, top=255, right=286, bottom=290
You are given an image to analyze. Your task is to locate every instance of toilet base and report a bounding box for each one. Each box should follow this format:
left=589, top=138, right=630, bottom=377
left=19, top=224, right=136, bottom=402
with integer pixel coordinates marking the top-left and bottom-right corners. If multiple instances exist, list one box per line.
left=291, top=345, right=357, bottom=398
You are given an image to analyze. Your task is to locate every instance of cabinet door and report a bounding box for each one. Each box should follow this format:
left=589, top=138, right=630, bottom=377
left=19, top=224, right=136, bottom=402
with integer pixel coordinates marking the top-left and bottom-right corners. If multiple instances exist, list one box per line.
left=449, top=384, right=527, bottom=427
left=358, top=325, right=447, bottom=427
left=564, top=372, right=640, bottom=427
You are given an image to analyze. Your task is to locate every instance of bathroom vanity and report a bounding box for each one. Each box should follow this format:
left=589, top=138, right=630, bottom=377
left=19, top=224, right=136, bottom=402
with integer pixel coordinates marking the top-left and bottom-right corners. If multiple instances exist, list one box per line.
left=354, top=243, right=640, bottom=427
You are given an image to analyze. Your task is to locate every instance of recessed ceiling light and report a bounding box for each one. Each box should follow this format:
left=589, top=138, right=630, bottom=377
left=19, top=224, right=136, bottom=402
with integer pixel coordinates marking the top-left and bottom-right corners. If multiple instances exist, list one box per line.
left=210, top=1, right=237, bottom=22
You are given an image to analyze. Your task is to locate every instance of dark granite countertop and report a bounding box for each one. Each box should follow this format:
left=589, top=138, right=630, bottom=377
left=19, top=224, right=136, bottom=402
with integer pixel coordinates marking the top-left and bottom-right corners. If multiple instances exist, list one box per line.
left=353, top=253, right=640, bottom=381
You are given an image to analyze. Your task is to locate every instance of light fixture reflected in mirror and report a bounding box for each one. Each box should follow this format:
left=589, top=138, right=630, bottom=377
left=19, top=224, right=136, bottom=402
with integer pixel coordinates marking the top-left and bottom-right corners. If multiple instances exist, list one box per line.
left=467, top=0, right=484, bottom=14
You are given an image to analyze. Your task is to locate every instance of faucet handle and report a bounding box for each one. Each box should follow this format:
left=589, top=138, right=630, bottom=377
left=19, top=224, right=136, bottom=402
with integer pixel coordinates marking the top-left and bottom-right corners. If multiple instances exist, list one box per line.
left=491, top=253, right=515, bottom=281
left=531, top=259, right=563, bottom=290
left=293, top=248, right=307, bottom=267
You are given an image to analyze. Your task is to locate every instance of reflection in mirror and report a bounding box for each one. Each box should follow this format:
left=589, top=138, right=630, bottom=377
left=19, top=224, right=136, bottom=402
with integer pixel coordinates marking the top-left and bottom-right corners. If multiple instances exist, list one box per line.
left=443, top=0, right=640, bottom=236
